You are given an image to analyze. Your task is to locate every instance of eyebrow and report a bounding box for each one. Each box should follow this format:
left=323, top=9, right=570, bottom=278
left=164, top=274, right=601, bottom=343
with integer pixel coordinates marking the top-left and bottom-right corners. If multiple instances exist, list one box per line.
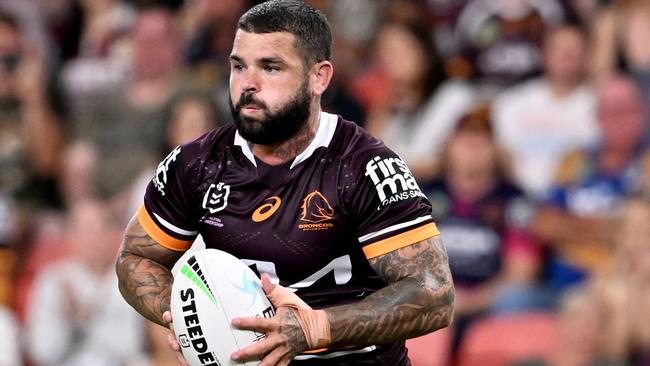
left=229, top=55, right=244, bottom=63
left=259, top=57, right=286, bottom=65
left=229, top=54, right=287, bottom=66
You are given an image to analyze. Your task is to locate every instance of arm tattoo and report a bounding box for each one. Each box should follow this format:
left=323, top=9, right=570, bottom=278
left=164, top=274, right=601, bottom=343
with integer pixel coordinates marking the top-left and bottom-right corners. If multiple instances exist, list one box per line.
left=279, top=310, right=310, bottom=355
left=325, top=236, right=454, bottom=346
left=116, top=216, right=183, bottom=326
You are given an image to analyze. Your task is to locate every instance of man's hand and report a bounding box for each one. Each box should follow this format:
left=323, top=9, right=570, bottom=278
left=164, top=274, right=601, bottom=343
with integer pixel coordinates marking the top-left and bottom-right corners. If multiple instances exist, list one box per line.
left=230, top=275, right=309, bottom=366
left=163, top=311, right=189, bottom=366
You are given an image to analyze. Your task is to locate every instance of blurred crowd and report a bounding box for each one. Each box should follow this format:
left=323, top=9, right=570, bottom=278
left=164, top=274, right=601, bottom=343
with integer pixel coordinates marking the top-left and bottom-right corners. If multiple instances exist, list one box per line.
left=0, top=0, right=649, bottom=365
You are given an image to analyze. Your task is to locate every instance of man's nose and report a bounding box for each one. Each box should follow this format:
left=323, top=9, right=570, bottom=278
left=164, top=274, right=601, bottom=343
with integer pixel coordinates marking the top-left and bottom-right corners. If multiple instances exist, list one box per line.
left=241, top=69, right=260, bottom=93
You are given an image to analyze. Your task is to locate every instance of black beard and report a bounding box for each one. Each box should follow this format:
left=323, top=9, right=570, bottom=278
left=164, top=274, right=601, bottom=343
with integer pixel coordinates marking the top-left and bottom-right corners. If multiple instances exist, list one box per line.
left=230, top=80, right=311, bottom=145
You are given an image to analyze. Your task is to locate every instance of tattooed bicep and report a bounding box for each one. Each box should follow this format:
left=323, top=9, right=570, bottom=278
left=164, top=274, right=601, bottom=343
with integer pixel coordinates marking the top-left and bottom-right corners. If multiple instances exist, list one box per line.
left=120, top=215, right=184, bottom=270
left=368, top=235, right=451, bottom=286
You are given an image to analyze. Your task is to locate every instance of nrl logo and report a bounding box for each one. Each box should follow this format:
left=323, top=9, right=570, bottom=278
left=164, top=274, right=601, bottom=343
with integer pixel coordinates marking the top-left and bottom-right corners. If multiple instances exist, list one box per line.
left=202, top=182, right=230, bottom=214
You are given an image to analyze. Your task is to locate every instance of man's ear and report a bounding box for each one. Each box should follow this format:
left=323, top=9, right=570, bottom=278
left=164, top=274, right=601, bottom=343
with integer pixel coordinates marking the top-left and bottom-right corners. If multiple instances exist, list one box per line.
left=310, top=60, right=333, bottom=96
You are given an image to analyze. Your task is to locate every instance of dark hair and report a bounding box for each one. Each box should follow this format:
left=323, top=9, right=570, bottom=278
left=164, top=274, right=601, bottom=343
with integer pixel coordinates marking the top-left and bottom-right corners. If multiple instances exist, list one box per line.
left=0, top=11, right=19, bottom=32
left=160, top=89, right=220, bottom=156
left=376, top=19, right=446, bottom=103
left=237, top=0, right=332, bottom=66
left=405, top=20, right=445, bottom=102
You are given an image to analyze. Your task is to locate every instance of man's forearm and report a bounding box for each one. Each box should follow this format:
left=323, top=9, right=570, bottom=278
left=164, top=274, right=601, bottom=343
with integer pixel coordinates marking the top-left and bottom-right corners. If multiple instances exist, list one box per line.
left=325, top=277, right=453, bottom=346
left=325, top=237, right=454, bottom=346
left=116, top=217, right=181, bottom=327
left=116, top=251, right=172, bottom=326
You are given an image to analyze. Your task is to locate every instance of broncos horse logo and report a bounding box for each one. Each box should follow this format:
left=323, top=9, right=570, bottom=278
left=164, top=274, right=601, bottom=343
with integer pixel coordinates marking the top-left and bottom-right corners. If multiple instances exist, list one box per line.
left=300, top=191, right=334, bottom=223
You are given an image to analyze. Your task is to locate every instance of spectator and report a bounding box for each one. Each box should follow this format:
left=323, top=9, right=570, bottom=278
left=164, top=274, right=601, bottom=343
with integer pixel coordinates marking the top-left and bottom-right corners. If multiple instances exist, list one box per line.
left=70, top=6, right=187, bottom=201
left=304, top=0, right=374, bottom=125
left=25, top=199, right=144, bottom=366
left=591, top=0, right=650, bottom=120
left=361, top=19, right=475, bottom=182
left=124, top=90, right=219, bottom=223
left=533, top=74, right=649, bottom=293
left=58, top=140, right=98, bottom=207
left=493, top=24, right=599, bottom=198
left=182, top=0, right=246, bottom=68
left=161, top=89, right=222, bottom=154
left=0, top=191, right=17, bottom=307
left=591, top=197, right=650, bottom=365
left=511, top=285, right=631, bottom=366
left=60, top=0, right=135, bottom=98
left=454, top=0, right=565, bottom=90
left=0, top=10, right=64, bottom=209
left=566, top=0, right=601, bottom=26
left=0, top=304, right=21, bottom=366
left=179, top=0, right=247, bottom=121
left=75, top=0, right=134, bottom=57
left=421, top=105, right=544, bottom=356
left=426, top=0, right=471, bottom=62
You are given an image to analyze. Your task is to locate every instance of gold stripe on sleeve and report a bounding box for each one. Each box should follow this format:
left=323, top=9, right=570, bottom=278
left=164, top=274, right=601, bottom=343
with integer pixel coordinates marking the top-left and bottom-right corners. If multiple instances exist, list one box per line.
left=137, top=205, right=192, bottom=252
left=362, top=223, right=440, bottom=259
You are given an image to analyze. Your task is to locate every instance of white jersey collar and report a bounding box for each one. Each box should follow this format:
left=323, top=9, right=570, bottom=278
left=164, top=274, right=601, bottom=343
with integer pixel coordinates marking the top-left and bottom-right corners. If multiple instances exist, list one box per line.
left=234, top=111, right=338, bottom=169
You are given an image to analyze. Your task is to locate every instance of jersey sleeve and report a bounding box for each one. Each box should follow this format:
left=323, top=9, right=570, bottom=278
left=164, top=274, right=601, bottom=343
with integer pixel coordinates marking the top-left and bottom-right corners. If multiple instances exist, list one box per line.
left=138, top=145, right=199, bottom=251
left=343, top=145, right=439, bottom=260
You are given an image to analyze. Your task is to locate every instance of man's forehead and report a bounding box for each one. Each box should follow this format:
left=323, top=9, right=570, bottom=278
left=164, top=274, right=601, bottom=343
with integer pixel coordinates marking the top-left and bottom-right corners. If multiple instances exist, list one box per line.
left=231, top=30, right=300, bottom=61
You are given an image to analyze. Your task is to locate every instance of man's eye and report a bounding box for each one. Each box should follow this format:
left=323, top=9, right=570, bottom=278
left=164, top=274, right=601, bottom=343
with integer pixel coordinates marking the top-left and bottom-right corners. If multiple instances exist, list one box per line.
left=265, top=66, right=280, bottom=73
left=233, top=64, right=244, bottom=71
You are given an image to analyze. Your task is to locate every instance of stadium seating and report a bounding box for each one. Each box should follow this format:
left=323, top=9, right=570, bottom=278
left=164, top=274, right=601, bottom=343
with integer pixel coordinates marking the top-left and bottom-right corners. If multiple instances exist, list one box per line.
left=457, top=312, right=559, bottom=366
left=407, top=326, right=452, bottom=366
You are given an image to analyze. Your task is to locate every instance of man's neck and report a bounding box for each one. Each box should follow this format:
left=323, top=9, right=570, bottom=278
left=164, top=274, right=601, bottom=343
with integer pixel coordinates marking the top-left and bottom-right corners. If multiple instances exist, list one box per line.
left=546, top=76, right=581, bottom=98
left=251, top=105, right=321, bottom=166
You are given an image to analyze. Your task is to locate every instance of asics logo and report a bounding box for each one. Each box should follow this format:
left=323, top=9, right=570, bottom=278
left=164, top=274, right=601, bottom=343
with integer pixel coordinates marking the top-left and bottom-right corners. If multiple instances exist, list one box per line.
left=252, top=196, right=282, bottom=222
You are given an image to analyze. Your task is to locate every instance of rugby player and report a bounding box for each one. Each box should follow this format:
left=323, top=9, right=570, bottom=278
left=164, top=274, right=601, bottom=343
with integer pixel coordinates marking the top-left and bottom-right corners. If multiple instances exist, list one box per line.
left=116, top=1, right=454, bottom=365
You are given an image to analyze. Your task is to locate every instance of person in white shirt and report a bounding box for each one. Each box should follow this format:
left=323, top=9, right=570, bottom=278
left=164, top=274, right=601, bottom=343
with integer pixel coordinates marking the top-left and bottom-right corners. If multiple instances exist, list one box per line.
left=25, top=199, right=144, bottom=366
left=493, top=24, right=599, bottom=198
left=0, top=305, right=21, bottom=366
left=365, top=19, right=475, bottom=182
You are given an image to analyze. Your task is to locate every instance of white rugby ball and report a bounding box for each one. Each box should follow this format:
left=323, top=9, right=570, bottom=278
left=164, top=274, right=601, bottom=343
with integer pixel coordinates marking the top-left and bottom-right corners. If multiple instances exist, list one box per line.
left=171, top=248, right=274, bottom=366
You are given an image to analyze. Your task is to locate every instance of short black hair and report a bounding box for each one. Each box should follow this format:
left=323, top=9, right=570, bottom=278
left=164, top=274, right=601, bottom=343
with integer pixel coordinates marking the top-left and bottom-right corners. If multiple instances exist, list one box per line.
left=237, top=0, right=332, bottom=66
left=0, top=11, right=19, bottom=32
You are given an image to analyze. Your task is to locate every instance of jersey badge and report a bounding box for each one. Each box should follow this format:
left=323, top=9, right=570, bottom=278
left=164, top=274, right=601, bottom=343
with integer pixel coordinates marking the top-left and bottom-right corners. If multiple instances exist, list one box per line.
left=298, top=191, right=334, bottom=231
left=202, top=182, right=230, bottom=214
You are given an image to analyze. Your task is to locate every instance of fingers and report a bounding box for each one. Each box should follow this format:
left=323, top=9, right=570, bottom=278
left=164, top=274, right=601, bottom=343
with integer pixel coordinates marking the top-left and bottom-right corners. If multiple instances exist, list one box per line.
left=167, top=332, right=180, bottom=351
left=278, top=354, right=293, bottom=366
left=231, top=333, right=285, bottom=362
left=261, top=273, right=275, bottom=295
left=163, top=311, right=189, bottom=366
left=163, top=310, right=173, bottom=324
left=257, top=345, right=291, bottom=366
left=166, top=330, right=189, bottom=365
left=266, top=283, right=311, bottom=310
left=232, top=316, right=276, bottom=332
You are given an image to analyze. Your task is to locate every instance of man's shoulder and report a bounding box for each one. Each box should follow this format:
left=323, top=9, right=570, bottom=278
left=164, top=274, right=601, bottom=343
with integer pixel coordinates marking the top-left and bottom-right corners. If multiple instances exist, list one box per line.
left=189, top=122, right=236, bottom=149
left=175, top=123, right=237, bottom=161
left=329, top=116, right=390, bottom=162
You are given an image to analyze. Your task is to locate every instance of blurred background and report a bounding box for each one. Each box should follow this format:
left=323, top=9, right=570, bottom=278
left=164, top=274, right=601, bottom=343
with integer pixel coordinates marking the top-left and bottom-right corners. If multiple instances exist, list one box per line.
left=0, top=0, right=649, bottom=365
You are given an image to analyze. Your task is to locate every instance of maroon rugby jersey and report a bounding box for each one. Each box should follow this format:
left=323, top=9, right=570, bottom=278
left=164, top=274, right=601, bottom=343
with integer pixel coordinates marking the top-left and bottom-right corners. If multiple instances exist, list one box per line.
left=138, top=112, right=439, bottom=365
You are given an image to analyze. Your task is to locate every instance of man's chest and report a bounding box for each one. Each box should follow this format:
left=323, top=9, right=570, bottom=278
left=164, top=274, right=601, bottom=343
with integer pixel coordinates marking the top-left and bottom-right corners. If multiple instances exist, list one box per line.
left=191, top=161, right=361, bottom=285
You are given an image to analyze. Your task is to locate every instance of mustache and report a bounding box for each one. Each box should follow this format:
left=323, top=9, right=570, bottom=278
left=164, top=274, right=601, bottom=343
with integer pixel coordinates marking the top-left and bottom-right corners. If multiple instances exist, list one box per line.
left=236, top=92, right=267, bottom=110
